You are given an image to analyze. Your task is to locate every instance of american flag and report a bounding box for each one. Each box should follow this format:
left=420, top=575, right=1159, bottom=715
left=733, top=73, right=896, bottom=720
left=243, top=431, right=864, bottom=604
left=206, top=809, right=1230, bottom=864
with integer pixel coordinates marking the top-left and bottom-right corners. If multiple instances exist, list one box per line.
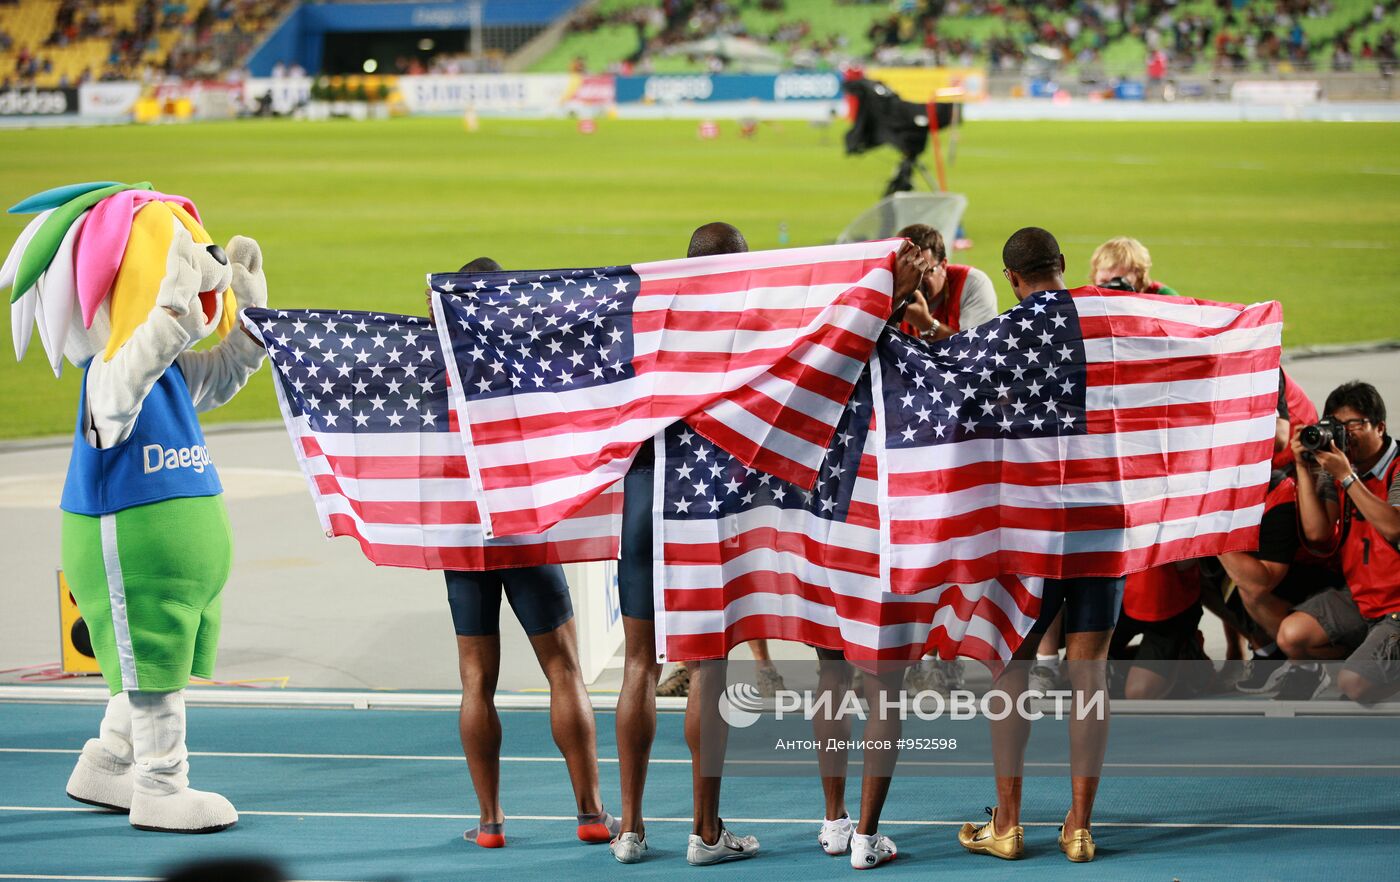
left=880, top=287, right=1283, bottom=592
left=241, top=308, right=621, bottom=569
left=429, top=240, right=903, bottom=539
left=655, top=368, right=1044, bottom=664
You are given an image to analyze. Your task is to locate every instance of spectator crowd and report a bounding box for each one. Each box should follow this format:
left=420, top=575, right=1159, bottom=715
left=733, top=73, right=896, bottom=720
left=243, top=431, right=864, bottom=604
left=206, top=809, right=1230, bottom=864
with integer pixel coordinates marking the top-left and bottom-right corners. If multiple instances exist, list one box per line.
left=3, top=0, right=293, bottom=90
left=4, top=0, right=1396, bottom=88
left=557, top=0, right=1400, bottom=77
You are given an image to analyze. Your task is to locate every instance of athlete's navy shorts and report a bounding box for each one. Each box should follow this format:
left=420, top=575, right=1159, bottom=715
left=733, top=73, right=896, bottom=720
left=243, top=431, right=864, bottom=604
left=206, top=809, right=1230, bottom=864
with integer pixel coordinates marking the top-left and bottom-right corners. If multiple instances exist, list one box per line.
left=445, top=565, right=572, bottom=637
left=618, top=466, right=655, bottom=621
left=1028, top=576, right=1125, bottom=634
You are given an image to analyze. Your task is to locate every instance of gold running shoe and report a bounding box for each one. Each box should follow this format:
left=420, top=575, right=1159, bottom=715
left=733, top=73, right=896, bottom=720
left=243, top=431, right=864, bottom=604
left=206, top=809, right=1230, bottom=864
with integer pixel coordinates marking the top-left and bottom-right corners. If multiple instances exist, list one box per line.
left=1058, top=813, right=1096, bottom=862
left=958, top=807, right=1024, bottom=860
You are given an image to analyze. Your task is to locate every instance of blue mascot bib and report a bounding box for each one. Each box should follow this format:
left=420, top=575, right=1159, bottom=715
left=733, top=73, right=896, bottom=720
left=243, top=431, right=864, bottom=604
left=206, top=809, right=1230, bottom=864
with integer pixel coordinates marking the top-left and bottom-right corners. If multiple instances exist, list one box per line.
left=61, top=363, right=223, bottom=516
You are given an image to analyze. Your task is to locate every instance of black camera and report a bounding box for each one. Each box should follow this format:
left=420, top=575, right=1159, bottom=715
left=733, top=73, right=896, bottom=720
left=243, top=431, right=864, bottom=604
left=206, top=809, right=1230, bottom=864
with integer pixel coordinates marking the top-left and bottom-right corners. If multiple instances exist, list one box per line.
left=1100, top=276, right=1137, bottom=292
left=1298, top=417, right=1349, bottom=462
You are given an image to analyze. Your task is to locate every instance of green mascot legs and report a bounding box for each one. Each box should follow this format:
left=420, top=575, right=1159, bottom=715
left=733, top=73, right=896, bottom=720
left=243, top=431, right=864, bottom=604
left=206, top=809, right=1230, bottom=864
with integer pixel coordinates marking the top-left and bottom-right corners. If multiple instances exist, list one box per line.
left=61, top=496, right=238, bottom=832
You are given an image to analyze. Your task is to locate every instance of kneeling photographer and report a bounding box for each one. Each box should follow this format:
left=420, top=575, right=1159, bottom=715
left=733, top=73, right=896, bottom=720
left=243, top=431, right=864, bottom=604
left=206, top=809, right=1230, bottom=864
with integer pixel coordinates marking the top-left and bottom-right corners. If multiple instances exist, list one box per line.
left=1089, top=237, right=1178, bottom=296
left=1276, top=381, right=1400, bottom=703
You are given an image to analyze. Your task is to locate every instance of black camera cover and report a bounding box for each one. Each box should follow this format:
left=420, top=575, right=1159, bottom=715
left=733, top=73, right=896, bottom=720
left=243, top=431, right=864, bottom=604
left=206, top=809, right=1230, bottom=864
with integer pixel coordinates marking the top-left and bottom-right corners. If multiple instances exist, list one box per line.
left=843, top=78, right=956, bottom=160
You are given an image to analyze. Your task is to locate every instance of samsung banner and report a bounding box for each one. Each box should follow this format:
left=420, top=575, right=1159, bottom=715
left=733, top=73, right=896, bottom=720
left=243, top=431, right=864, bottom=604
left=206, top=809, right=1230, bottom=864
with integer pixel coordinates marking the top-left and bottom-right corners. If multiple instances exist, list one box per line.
left=398, top=73, right=615, bottom=113
left=399, top=74, right=569, bottom=113
left=242, top=74, right=616, bottom=116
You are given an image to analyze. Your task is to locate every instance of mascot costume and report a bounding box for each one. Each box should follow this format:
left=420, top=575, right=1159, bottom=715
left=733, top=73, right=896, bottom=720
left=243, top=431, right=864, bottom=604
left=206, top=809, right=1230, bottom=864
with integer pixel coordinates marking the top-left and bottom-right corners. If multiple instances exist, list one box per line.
left=2, top=182, right=267, bottom=833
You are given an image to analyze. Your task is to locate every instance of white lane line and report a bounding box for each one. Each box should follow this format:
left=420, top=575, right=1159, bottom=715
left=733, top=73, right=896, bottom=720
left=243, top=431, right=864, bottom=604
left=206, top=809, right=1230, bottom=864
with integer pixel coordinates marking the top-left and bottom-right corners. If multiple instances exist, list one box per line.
left=0, top=748, right=691, bottom=764
left=0, top=876, right=360, bottom=882
left=2, top=806, right=1396, bottom=831
left=2, top=747, right=1395, bottom=770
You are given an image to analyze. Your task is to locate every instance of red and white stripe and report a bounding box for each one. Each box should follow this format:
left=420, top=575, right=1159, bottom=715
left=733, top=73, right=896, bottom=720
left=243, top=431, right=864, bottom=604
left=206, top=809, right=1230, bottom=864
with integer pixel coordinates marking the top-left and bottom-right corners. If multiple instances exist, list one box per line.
left=885, top=289, right=1284, bottom=592
left=442, top=240, right=902, bottom=539
left=656, top=424, right=1045, bottom=664
left=273, top=405, right=621, bottom=571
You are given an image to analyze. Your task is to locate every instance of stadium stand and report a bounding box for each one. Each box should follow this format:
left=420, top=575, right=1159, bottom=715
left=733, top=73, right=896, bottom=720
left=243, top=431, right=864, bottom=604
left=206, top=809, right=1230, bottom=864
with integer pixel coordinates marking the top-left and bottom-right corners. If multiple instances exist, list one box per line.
left=528, top=0, right=1400, bottom=77
left=1, top=0, right=293, bottom=89
left=2, top=0, right=1394, bottom=86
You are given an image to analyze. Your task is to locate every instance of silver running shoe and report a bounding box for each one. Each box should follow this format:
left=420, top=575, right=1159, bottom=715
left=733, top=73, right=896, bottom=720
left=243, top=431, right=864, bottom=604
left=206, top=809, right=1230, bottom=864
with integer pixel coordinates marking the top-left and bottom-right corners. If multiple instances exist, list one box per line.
left=611, top=831, right=647, bottom=864
left=687, top=824, right=760, bottom=865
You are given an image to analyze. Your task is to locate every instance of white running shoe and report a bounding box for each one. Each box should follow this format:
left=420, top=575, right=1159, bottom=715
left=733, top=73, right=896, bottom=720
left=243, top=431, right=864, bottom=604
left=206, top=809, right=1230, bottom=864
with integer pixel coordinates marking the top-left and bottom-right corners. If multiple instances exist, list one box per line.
left=819, top=815, right=854, bottom=855
left=687, top=824, right=759, bottom=865
left=851, top=832, right=897, bottom=870
left=611, top=831, right=647, bottom=864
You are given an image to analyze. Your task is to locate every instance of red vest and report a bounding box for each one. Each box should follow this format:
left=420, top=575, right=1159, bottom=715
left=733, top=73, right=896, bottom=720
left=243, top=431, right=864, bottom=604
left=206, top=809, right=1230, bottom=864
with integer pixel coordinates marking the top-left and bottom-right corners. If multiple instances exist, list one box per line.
left=1336, top=453, right=1400, bottom=618
left=1123, top=563, right=1201, bottom=623
left=901, top=264, right=970, bottom=338
left=1262, top=476, right=1317, bottom=567
left=931, top=264, right=970, bottom=332
left=1272, top=372, right=1319, bottom=470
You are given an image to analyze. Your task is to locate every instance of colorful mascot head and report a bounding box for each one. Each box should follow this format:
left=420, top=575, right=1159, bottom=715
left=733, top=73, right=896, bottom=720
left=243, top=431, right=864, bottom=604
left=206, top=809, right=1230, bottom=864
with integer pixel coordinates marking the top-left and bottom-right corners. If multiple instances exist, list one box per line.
left=1, top=181, right=238, bottom=375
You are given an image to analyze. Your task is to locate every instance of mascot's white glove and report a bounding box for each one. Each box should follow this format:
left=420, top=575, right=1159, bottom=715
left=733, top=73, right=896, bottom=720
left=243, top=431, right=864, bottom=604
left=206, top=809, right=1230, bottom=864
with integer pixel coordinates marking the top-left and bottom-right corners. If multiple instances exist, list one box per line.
left=155, top=224, right=232, bottom=343
left=226, top=236, right=267, bottom=312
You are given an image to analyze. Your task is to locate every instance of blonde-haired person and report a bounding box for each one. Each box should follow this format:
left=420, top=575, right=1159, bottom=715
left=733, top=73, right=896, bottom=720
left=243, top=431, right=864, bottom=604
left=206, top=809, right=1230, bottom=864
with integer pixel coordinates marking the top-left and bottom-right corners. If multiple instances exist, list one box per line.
left=1088, top=237, right=1178, bottom=296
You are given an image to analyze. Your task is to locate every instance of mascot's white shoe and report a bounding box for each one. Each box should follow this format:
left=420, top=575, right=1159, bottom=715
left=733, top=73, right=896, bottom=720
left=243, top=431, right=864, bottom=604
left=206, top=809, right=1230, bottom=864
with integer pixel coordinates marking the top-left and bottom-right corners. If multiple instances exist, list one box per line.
left=66, top=692, right=135, bottom=812
left=128, top=691, right=237, bottom=833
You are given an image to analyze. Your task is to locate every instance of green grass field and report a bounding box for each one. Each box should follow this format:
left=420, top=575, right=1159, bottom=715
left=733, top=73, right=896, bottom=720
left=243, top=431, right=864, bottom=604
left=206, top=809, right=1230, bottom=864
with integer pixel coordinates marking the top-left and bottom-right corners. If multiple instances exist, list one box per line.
left=1, top=117, right=1398, bottom=438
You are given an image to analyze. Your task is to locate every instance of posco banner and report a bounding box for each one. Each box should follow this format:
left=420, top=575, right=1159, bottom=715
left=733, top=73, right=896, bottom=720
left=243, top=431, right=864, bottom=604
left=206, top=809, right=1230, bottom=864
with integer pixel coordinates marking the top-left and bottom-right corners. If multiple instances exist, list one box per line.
left=614, top=72, right=842, bottom=104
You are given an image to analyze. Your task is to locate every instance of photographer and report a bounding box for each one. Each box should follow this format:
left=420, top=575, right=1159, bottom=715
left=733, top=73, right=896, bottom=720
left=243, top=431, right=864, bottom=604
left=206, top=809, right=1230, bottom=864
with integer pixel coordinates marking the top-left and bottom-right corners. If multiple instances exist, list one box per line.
left=1089, top=237, right=1177, bottom=296
left=894, top=223, right=996, bottom=342
left=1216, top=470, right=1338, bottom=694
left=1275, top=381, right=1400, bottom=703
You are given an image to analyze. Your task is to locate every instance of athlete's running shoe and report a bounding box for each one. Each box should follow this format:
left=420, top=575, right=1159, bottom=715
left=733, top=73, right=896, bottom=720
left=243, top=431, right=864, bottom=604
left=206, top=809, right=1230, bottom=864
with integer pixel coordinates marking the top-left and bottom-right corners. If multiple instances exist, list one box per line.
left=687, top=823, right=759, bottom=865
left=611, top=831, right=648, bottom=864
left=464, top=822, right=505, bottom=848
left=1058, top=813, right=1096, bottom=862
left=851, top=832, right=897, bottom=869
left=957, top=807, right=1023, bottom=860
left=578, top=808, right=621, bottom=843
left=819, top=815, right=853, bottom=855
